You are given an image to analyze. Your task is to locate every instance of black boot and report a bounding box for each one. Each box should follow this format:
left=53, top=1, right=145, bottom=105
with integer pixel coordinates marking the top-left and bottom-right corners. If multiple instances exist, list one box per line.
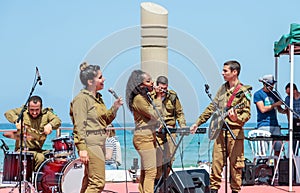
left=210, top=189, right=218, bottom=193
left=232, top=191, right=238, bottom=193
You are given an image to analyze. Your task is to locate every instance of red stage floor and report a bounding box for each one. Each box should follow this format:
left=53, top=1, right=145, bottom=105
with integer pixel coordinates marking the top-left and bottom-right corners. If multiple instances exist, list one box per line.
left=0, top=179, right=299, bottom=192
left=103, top=180, right=300, bottom=193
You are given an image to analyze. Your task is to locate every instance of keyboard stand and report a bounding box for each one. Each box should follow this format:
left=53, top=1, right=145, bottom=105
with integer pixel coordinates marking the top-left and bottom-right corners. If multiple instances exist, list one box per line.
left=271, top=140, right=300, bottom=185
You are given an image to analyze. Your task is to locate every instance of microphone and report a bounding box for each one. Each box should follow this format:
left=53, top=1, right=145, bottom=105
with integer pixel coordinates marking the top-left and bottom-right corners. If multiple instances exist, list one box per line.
left=259, top=78, right=274, bottom=87
left=36, top=67, right=42, bottom=85
left=153, top=86, right=168, bottom=94
left=205, top=84, right=209, bottom=91
left=205, top=84, right=210, bottom=94
left=108, top=88, right=120, bottom=99
left=0, top=139, right=9, bottom=151
left=258, top=78, right=266, bottom=83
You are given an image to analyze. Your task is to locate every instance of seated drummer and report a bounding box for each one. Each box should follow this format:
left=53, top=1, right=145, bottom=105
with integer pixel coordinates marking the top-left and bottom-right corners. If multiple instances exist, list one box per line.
left=4, top=95, right=61, bottom=171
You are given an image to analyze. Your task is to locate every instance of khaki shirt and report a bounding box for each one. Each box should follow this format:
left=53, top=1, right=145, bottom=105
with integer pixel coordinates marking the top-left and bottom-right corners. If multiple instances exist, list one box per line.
left=70, top=89, right=116, bottom=151
left=5, top=106, right=61, bottom=151
left=132, top=94, right=162, bottom=131
left=195, top=81, right=251, bottom=137
left=152, top=90, right=186, bottom=128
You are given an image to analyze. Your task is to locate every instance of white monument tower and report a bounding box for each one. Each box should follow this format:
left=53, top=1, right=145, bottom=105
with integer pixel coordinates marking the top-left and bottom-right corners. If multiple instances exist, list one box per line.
left=141, top=2, right=168, bottom=81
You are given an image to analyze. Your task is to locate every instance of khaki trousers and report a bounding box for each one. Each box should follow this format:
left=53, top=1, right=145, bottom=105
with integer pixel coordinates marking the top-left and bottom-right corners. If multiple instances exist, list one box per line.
left=133, top=130, right=157, bottom=193
left=210, top=129, right=244, bottom=192
left=156, top=133, right=176, bottom=179
left=80, top=145, right=105, bottom=193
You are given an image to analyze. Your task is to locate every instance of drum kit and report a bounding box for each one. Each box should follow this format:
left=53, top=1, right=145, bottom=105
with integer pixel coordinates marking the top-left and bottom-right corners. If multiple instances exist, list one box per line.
left=1, top=131, right=84, bottom=193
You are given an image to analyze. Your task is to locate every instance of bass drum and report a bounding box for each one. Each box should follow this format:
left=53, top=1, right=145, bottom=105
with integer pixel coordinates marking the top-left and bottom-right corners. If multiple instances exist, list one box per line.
left=34, top=158, right=84, bottom=193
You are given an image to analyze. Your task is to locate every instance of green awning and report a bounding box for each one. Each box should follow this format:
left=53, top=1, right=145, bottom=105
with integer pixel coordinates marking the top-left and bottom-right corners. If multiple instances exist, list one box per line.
left=274, top=23, right=300, bottom=56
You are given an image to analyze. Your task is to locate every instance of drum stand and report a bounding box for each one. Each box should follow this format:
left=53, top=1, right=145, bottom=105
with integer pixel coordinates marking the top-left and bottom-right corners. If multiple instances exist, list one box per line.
left=9, top=125, right=36, bottom=193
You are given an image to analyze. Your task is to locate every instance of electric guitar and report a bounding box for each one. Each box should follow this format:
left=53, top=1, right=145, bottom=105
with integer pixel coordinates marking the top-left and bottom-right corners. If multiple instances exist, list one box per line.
left=208, top=103, right=245, bottom=140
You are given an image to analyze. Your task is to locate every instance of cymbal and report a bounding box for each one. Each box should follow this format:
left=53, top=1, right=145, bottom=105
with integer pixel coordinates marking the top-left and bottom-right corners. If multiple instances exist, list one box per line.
left=3, top=131, right=35, bottom=140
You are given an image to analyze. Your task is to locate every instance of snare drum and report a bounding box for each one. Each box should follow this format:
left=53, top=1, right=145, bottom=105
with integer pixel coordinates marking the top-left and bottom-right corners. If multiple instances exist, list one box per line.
left=52, top=136, right=74, bottom=158
left=2, top=152, right=34, bottom=184
left=35, top=158, right=84, bottom=193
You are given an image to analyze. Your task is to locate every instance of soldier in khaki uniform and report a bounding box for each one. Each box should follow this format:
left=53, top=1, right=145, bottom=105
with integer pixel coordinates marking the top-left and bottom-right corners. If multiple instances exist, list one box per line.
left=4, top=95, right=61, bottom=171
left=151, top=76, right=186, bottom=186
left=190, top=60, right=251, bottom=193
left=126, top=70, right=162, bottom=193
left=70, top=62, right=123, bottom=193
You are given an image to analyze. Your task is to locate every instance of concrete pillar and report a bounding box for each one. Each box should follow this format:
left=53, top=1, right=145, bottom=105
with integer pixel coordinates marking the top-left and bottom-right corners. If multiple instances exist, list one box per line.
left=140, top=2, right=168, bottom=82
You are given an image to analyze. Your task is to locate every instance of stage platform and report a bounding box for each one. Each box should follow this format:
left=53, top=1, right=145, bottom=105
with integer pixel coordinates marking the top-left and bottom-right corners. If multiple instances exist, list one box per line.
left=0, top=179, right=299, bottom=193
left=1, top=168, right=300, bottom=193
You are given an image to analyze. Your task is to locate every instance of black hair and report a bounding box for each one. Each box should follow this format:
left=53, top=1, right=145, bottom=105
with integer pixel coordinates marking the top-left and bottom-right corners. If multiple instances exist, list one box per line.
left=224, top=60, right=241, bottom=76
left=28, top=95, right=42, bottom=107
left=285, top=83, right=298, bottom=91
left=125, top=70, right=147, bottom=112
left=156, top=75, right=168, bottom=85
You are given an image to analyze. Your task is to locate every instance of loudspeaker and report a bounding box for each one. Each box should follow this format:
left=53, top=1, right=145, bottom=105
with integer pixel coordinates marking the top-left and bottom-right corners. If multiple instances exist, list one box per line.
left=160, top=169, right=209, bottom=193
left=242, top=160, right=255, bottom=185
left=278, top=158, right=295, bottom=185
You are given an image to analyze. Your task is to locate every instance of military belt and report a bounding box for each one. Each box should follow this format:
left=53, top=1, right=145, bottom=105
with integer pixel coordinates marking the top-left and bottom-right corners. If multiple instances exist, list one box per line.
left=86, top=129, right=106, bottom=137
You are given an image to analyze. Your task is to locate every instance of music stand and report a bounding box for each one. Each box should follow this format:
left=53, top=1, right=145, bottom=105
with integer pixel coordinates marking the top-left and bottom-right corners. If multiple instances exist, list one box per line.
left=11, top=69, right=41, bottom=193
left=205, top=84, right=236, bottom=193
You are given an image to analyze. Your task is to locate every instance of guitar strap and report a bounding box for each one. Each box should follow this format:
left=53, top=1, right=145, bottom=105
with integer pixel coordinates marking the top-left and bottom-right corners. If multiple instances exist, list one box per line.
left=227, top=83, right=242, bottom=108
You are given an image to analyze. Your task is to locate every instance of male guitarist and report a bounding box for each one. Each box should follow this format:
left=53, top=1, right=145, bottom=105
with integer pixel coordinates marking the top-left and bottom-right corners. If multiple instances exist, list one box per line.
left=190, top=60, right=251, bottom=193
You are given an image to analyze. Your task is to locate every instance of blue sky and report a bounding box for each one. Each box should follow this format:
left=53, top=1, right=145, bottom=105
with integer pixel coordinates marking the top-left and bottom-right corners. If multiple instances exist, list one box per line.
left=0, top=1, right=299, bottom=125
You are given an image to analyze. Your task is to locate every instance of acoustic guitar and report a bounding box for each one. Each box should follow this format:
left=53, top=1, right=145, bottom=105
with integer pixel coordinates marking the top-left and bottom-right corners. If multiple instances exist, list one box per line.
left=208, top=103, right=245, bottom=140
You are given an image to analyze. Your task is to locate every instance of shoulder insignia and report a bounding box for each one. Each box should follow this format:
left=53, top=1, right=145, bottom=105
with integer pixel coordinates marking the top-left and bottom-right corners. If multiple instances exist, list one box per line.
left=241, top=85, right=252, bottom=101
left=168, top=90, right=176, bottom=95
left=168, top=90, right=177, bottom=103
left=42, top=107, right=54, bottom=114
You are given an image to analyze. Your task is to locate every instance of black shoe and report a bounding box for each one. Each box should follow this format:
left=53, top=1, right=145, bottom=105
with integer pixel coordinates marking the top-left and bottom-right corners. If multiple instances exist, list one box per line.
left=232, top=191, right=238, bottom=193
left=210, top=189, right=218, bottom=193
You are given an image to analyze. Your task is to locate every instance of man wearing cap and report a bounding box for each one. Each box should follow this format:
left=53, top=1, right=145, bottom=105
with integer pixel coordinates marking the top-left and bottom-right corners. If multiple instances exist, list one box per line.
left=151, top=75, right=186, bottom=188
left=254, top=74, right=285, bottom=157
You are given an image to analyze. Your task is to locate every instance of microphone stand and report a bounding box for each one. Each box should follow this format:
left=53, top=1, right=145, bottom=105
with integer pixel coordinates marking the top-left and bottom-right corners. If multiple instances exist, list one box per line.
left=13, top=71, right=40, bottom=193
left=145, top=92, right=179, bottom=193
left=205, top=84, right=236, bottom=193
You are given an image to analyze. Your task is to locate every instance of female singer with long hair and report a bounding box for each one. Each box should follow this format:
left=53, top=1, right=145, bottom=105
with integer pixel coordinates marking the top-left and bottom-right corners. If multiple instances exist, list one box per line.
left=126, top=70, right=162, bottom=193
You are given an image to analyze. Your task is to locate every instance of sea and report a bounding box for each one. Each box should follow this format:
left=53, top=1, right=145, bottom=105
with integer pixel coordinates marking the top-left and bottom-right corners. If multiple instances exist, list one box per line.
left=0, top=122, right=289, bottom=172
